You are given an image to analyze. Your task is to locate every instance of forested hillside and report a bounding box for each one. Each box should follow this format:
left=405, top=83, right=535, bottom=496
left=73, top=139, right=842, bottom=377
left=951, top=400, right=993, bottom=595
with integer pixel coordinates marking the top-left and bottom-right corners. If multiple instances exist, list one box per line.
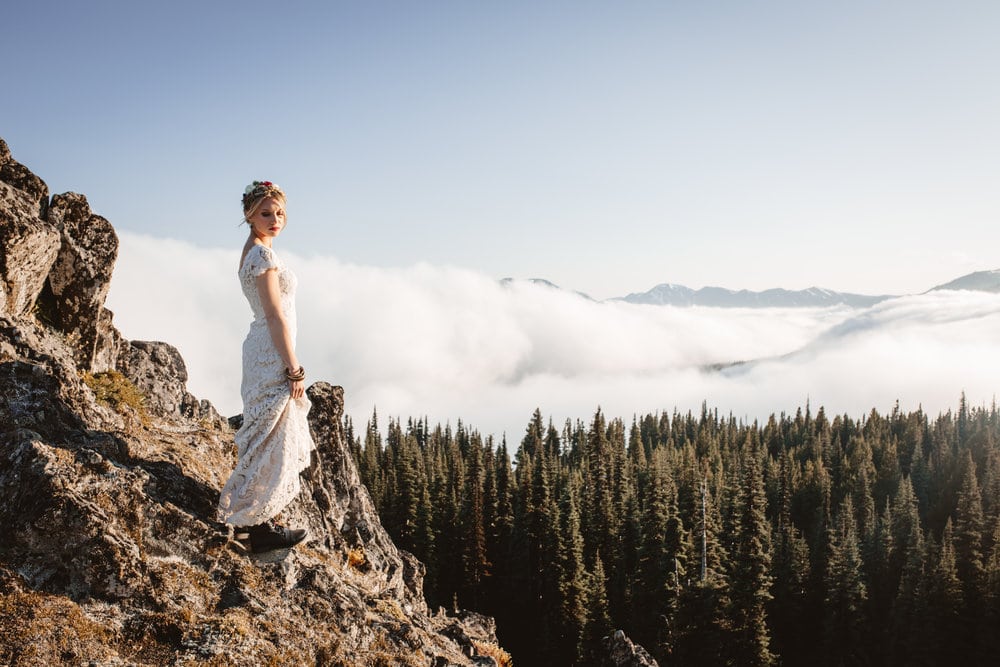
left=349, top=398, right=1000, bottom=666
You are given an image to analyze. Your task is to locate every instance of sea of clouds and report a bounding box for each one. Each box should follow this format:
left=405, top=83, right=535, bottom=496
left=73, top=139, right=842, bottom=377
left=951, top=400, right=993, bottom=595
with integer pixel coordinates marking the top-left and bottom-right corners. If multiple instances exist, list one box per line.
left=107, top=232, right=1000, bottom=437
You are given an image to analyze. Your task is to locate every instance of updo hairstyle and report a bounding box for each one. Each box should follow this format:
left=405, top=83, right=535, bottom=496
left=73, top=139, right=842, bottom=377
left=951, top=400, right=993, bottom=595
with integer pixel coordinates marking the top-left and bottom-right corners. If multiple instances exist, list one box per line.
left=242, top=181, right=287, bottom=224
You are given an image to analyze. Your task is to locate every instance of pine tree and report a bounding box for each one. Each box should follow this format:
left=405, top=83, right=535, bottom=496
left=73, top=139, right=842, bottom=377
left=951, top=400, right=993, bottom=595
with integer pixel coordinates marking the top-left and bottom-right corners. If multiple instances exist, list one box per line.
left=822, top=495, right=869, bottom=666
left=924, top=520, right=963, bottom=664
left=890, top=476, right=922, bottom=591
left=982, top=447, right=1000, bottom=528
left=954, top=452, right=986, bottom=624
left=863, top=500, right=895, bottom=664
left=981, top=517, right=1000, bottom=661
left=673, top=477, right=732, bottom=666
left=359, top=401, right=1000, bottom=667
left=632, top=453, right=676, bottom=660
left=360, top=409, right=384, bottom=508
left=770, top=450, right=811, bottom=664
left=432, top=423, right=465, bottom=607
left=617, top=466, right=642, bottom=632
left=485, top=438, right=515, bottom=625
left=581, top=552, right=613, bottom=666
left=502, top=447, right=534, bottom=662
left=729, top=434, right=775, bottom=666
left=889, top=499, right=926, bottom=666
left=459, top=435, right=490, bottom=609
left=386, top=421, right=423, bottom=554
left=556, top=480, right=588, bottom=665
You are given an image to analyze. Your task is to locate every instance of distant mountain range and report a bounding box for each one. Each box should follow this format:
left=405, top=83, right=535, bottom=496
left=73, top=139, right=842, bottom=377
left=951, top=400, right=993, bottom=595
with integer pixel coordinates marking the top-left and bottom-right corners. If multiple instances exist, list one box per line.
left=500, top=277, right=597, bottom=301
left=615, top=284, right=891, bottom=308
left=504, top=269, right=1000, bottom=308
left=615, top=268, right=1000, bottom=308
left=928, top=269, right=1000, bottom=293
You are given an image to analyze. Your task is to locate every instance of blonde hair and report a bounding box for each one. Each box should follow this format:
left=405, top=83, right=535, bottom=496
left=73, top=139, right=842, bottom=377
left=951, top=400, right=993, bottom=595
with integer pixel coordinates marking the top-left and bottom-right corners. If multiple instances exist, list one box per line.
left=242, top=181, right=287, bottom=224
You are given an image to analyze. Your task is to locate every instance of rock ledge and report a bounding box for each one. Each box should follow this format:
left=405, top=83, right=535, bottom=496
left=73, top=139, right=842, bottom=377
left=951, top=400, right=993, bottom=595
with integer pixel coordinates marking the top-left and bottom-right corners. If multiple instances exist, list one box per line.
left=0, top=137, right=501, bottom=666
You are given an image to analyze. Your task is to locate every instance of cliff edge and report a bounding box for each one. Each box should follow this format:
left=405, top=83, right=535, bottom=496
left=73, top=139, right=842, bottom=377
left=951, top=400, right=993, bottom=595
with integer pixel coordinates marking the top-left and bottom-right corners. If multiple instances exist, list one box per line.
left=0, top=138, right=504, bottom=666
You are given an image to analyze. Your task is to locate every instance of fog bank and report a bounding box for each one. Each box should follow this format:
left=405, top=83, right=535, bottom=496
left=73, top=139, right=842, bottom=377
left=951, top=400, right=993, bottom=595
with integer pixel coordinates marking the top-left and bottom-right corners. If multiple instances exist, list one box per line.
left=107, top=233, right=1000, bottom=436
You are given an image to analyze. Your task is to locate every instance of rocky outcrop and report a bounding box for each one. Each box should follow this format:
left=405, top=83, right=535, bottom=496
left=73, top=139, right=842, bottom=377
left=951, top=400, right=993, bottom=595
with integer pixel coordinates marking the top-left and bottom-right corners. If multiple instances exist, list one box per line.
left=44, top=192, right=120, bottom=371
left=117, top=339, right=222, bottom=426
left=604, top=630, right=660, bottom=667
left=0, top=180, right=60, bottom=319
left=0, top=138, right=48, bottom=213
left=0, top=138, right=502, bottom=666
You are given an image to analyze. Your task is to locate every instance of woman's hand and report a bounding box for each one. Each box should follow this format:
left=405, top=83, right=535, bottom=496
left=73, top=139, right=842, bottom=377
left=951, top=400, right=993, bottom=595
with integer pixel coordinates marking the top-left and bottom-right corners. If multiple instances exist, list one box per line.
left=289, top=378, right=305, bottom=400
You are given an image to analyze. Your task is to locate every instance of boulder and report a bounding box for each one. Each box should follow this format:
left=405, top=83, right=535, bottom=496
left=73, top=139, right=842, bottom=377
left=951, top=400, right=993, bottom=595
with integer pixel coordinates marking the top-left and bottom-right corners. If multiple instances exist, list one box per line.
left=118, top=339, right=189, bottom=418
left=0, top=181, right=61, bottom=319
left=290, top=381, right=426, bottom=607
left=180, top=392, right=227, bottom=428
left=45, top=192, right=119, bottom=371
left=115, top=338, right=224, bottom=426
left=604, top=630, right=659, bottom=667
left=92, top=306, right=125, bottom=373
left=0, top=137, right=49, bottom=215
left=0, top=315, right=122, bottom=436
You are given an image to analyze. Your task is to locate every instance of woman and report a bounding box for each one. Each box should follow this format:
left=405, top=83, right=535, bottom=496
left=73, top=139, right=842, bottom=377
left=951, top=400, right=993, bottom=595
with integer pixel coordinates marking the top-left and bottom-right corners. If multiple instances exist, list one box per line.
left=218, top=180, right=314, bottom=553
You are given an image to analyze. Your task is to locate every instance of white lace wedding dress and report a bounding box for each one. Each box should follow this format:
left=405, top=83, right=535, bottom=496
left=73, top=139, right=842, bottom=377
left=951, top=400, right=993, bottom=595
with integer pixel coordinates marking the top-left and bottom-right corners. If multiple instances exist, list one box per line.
left=218, top=243, right=315, bottom=527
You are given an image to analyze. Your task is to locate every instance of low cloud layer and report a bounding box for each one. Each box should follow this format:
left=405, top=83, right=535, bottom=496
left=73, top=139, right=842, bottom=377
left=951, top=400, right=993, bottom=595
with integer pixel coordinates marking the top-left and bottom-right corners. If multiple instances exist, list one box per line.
left=107, top=233, right=1000, bottom=436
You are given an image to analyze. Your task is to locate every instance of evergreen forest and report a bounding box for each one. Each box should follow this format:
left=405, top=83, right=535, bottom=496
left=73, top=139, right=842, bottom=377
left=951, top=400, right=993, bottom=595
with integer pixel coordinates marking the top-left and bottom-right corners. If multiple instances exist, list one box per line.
left=347, top=397, right=1000, bottom=666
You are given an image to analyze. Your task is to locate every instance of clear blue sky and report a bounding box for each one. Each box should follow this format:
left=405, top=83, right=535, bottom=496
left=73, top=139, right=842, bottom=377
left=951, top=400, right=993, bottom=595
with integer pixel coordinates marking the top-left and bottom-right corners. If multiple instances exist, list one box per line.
left=4, top=0, right=999, bottom=299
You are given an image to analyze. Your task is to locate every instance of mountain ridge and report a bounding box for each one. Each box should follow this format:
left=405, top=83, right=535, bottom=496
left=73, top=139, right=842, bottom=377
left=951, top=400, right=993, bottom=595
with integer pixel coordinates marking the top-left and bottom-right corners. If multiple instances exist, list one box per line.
left=929, top=269, right=1000, bottom=293
left=503, top=269, right=1000, bottom=308
left=614, top=283, right=893, bottom=308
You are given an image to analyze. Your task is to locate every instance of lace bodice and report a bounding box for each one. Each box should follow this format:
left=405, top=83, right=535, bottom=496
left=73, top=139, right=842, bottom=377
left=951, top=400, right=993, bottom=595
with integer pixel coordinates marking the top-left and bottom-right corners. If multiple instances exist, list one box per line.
left=239, top=244, right=298, bottom=337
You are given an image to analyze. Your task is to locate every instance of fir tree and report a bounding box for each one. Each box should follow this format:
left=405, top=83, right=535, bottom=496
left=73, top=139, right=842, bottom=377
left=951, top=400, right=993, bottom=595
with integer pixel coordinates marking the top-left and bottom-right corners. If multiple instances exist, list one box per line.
left=729, top=434, right=775, bottom=666
left=981, top=517, right=1000, bottom=661
left=459, top=436, right=490, bottom=609
left=822, top=495, right=869, bottom=666
left=954, top=452, right=986, bottom=621
left=581, top=552, right=613, bottom=666
left=488, top=439, right=515, bottom=605
left=924, top=520, right=963, bottom=664
left=359, top=399, right=1000, bottom=667
left=673, top=477, right=732, bottom=666
left=632, top=453, right=677, bottom=660
left=556, top=480, right=588, bottom=665
left=889, top=497, right=926, bottom=666
left=770, top=451, right=812, bottom=664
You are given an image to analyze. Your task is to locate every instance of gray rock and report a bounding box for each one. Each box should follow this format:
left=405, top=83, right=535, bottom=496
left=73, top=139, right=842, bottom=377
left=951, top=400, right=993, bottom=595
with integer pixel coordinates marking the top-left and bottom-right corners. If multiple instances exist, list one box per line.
left=118, top=339, right=188, bottom=418
left=0, top=137, right=49, bottom=215
left=604, top=629, right=659, bottom=667
left=0, top=182, right=61, bottom=319
left=180, top=392, right=227, bottom=428
left=114, top=338, right=224, bottom=425
left=92, top=306, right=125, bottom=373
left=0, top=360, right=87, bottom=439
left=293, top=381, right=426, bottom=607
left=45, top=192, right=119, bottom=371
left=0, top=315, right=122, bottom=435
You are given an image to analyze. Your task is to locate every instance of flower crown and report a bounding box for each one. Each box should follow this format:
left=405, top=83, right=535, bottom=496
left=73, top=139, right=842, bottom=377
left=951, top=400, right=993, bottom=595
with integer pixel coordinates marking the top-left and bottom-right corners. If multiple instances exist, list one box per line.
left=242, top=180, right=284, bottom=208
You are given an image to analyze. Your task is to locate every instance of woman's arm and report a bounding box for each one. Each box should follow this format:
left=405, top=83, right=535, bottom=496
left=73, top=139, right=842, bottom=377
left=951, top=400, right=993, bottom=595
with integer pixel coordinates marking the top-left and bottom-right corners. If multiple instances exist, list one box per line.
left=256, top=269, right=305, bottom=399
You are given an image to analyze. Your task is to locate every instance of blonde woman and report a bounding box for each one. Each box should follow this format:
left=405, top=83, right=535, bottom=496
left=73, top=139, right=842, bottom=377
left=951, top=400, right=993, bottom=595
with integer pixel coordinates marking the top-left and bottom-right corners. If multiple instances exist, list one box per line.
left=218, top=180, right=313, bottom=553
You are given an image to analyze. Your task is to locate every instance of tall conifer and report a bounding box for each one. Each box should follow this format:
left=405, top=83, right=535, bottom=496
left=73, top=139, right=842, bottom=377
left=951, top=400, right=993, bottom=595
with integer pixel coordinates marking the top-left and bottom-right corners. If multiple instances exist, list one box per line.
left=822, top=495, right=869, bottom=666
left=729, top=434, right=775, bottom=666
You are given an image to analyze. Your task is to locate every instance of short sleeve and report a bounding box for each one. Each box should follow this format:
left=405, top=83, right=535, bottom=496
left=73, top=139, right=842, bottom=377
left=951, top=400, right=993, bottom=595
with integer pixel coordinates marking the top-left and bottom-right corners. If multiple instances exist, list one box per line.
left=245, top=245, right=279, bottom=277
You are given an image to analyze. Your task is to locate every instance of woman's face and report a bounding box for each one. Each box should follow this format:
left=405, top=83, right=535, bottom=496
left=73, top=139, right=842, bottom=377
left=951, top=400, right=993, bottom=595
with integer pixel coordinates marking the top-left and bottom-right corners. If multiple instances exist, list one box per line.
left=247, top=197, right=286, bottom=240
